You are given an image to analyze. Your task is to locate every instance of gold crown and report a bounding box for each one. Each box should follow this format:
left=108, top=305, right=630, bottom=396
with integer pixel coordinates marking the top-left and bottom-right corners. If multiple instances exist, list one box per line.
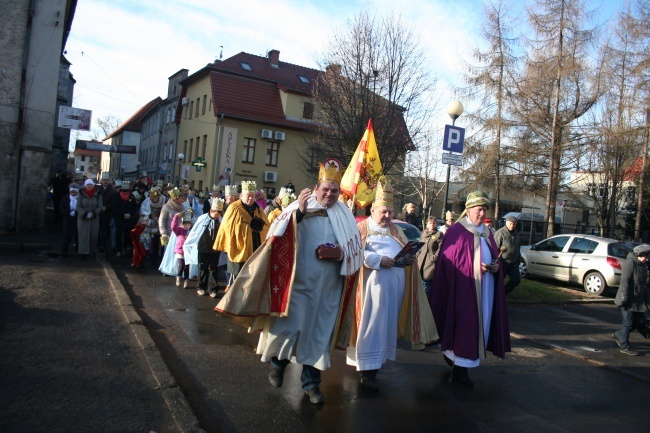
left=168, top=187, right=182, bottom=199
left=372, top=178, right=393, bottom=208
left=281, top=193, right=296, bottom=207
left=318, top=159, right=343, bottom=184
left=241, top=180, right=256, bottom=193
left=212, top=184, right=220, bottom=191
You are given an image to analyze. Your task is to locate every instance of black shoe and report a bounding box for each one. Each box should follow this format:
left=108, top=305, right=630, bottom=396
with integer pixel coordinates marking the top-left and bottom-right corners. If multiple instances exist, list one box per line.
left=305, top=387, right=325, bottom=404
left=612, top=333, right=623, bottom=349
left=452, top=366, right=474, bottom=387
left=360, top=376, right=379, bottom=391
left=269, top=367, right=284, bottom=387
left=443, top=354, right=454, bottom=367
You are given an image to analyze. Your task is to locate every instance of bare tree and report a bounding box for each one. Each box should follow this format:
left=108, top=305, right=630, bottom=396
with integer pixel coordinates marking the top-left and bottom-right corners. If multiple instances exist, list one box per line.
left=308, top=9, right=438, bottom=178
left=457, top=0, right=520, bottom=220
left=95, top=115, right=122, bottom=140
left=511, top=0, right=601, bottom=237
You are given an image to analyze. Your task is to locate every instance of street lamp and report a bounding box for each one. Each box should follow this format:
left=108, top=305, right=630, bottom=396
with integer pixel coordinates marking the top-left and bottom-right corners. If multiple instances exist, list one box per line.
left=441, top=100, right=464, bottom=219
left=177, top=153, right=184, bottom=186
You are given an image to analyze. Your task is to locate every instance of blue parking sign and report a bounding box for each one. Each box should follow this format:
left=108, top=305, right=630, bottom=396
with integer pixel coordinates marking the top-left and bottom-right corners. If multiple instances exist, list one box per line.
left=443, top=125, right=465, bottom=154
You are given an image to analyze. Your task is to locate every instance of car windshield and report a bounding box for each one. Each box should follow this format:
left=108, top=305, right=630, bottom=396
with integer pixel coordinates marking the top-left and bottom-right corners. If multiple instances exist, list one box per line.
left=609, top=242, right=633, bottom=259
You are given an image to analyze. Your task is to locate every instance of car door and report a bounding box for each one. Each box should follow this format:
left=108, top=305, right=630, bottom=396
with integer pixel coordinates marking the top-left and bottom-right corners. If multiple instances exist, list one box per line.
left=527, top=236, right=571, bottom=278
left=562, top=236, right=596, bottom=283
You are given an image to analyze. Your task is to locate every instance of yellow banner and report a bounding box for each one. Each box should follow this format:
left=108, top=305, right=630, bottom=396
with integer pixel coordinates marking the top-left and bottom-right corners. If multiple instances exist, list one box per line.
left=340, top=119, right=383, bottom=209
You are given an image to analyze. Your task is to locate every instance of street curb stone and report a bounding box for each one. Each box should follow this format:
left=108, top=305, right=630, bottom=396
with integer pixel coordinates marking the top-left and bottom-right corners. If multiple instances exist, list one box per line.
left=100, top=259, right=205, bottom=433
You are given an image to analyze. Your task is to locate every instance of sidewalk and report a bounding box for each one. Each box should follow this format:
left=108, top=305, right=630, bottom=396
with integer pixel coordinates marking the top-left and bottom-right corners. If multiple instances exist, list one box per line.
left=0, top=212, right=202, bottom=433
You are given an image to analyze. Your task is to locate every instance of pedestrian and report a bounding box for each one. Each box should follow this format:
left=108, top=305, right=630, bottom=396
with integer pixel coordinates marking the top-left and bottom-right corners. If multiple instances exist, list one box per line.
left=613, top=244, right=650, bottom=356
left=203, top=184, right=222, bottom=214
left=112, top=181, right=139, bottom=258
left=97, top=174, right=116, bottom=254
left=215, top=159, right=363, bottom=405
left=494, top=215, right=521, bottom=294
left=59, top=183, right=80, bottom=257
left=400, top=202, right=420, bottom=229
left=213, top=180, right=270, bottom=291
left=184, top=198, right=224, bottom=298
left=438, top=210, right=455, bottom=235
left=428, top=191, right=511, bottom=386
left=347, top=180, right=437, bottom=390
left=484, top=217, right=496, bottom=234
left=76, top=179, right=103, bottom=261
left=171, top=209, right=194, bottom=288
left=417, top=215, right=443, bottom=297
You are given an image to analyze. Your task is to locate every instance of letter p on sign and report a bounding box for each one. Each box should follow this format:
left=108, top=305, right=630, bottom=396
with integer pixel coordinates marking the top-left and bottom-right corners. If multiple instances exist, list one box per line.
left=443, top=125, right=465, bottom=154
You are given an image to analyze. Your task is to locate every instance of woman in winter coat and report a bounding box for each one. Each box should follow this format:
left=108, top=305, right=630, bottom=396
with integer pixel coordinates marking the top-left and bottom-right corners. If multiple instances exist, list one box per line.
left=613, top=244, right=650, bottom=356
left=417, top=216, right=443, bottom=297
left=76, top=179, right=103, bottom=260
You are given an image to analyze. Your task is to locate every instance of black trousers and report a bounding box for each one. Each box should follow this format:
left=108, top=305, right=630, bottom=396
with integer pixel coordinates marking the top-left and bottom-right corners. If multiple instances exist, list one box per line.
left=198, top=251, right=221, bottom=291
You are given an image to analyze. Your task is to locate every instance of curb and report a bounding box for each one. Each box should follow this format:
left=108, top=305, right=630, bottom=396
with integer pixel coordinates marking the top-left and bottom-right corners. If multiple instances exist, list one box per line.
left=99, top=257, right=205, bottom=433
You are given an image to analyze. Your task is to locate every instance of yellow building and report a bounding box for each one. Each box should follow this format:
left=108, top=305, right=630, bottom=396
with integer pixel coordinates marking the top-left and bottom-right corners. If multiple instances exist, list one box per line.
left=175, top=50, right=319, bottom=197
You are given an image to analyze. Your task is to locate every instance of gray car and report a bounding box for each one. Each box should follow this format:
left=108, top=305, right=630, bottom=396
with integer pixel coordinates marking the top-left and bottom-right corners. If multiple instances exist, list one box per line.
left=519, top=234, right=633, bottom=295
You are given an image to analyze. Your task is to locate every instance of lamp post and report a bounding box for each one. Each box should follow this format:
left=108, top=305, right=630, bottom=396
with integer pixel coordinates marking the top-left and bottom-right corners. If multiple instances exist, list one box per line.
left=176, top=153, right=184, bottom=186
left=441, top=100, right=464, bottom=219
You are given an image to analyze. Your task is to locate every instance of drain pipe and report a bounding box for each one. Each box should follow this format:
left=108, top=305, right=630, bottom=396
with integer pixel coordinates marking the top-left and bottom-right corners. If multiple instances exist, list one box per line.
left=212, top=114, right=224, bottom=187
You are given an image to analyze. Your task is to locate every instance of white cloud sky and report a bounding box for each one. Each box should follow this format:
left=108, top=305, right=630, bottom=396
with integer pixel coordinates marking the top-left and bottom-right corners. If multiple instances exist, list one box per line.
left=66, top=0, right=622, bottom=146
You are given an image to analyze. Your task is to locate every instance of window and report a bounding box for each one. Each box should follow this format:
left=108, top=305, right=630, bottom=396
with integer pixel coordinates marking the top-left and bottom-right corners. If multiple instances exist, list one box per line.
left=598, top=184, right=606, bottom=198
left=202, top=95, right=207, bottom=115
left=567, top=237, right=597, bottom=254
left=266, top=141, right=279, bottom=166
left=202, top=135, right=207, bottom=158
left=81, top=155, right=86, bottom=162
left=172, top=107, right=176, bottom=121
left=183, top=140, right=188, bottom=162
left=166, top=109, right=171, bottom=124
left=240, top=62, right=252, bottom=71
left=189, top=101, right=193, bottom=119
left=195, top=136, right=199, bottom=161
left=242, top=138, right=256, bottom=163
left=195, top=98, right=200, bottom=118
left=188, top=138, right=193, bottom=161
left=586, top=183, right=596, bottom=195
left=537, top=236, right=570, bottom=252
left=303, top=102, right=314, bottom=119
left=298, top=75, right=310, bottom=83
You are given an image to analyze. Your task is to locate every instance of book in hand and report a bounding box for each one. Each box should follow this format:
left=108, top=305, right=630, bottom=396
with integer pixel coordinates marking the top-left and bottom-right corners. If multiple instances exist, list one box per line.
left=393, top=240, right=425, bottom=267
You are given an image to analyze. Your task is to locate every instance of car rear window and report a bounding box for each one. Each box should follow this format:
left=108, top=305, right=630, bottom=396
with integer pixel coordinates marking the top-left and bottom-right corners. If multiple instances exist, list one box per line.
left=397, top=223, right=421, bottom=242
left=608, top=242, right=633, bottom=259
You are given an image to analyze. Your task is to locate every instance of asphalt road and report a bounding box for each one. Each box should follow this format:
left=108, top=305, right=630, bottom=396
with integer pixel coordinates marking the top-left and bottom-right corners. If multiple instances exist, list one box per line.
left=110, top=255, right=650, bottom=433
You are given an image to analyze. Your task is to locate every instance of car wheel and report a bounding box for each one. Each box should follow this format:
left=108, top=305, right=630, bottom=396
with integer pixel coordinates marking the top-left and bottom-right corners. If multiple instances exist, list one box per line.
left=583, top=271, right=607, bottom=295
left=519, top=259, right=528, bottom=278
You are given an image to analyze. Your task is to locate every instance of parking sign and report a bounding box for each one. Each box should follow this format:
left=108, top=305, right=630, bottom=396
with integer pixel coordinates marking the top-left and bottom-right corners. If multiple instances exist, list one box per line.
left=443, top=125, right=465, bottom=154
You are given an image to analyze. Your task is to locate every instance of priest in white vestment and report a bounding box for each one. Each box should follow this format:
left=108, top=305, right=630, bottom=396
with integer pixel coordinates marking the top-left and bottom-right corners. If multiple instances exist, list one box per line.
left=347, top=179, right=438, bottom=390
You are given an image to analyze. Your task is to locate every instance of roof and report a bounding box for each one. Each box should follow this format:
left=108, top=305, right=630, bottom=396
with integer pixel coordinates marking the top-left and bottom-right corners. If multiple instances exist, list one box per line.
left=104, top=97, right=162, bottom=140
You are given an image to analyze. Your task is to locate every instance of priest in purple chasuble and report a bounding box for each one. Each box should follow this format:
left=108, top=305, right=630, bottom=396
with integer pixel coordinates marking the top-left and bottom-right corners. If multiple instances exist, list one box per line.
left=214, top=159, right=362, bottom=405
left=347, top=179, right=438, bottom=391
left=428, top=191, right=511, bottom=386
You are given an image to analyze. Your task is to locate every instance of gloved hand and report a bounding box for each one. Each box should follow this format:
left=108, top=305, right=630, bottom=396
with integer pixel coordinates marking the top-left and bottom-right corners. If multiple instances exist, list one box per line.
left=161, top=236, right=169, bottom=246
left=482, top=262, right=499, bottom=274
left=124, top=213, right=131, bottom=220
left=69, top=211, right=75, bottom=217
left=620, top=298, right=630, bottom=309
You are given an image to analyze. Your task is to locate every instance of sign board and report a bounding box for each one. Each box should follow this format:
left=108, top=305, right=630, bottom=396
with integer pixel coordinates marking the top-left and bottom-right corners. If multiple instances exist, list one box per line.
left=59, top=106, right=92, bottom=131
left=75, top=140, right=136, bottom=154
left=443, top=124, right=465, bottom=154
left=192, top=157, right=206, bottom=172
left=442, top=152, right=463, bottom=166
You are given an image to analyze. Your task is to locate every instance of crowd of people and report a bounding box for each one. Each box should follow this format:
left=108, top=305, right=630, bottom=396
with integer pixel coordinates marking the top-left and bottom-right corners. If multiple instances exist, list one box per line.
left=52, top=160, right=650, bottom=405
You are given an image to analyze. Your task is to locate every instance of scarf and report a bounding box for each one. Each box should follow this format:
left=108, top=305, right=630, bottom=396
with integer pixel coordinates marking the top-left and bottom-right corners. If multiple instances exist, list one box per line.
left=119, top=191, right=131, bottom=201
left=69, top=195, right=77, bottom=211
left=85, top=187, right=95, bottom=199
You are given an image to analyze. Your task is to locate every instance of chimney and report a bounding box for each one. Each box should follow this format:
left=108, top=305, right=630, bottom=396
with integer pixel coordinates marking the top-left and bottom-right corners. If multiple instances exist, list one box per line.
left=326, top=64, right=341, bottom=76
left=268, top=49, right=280, bottom=67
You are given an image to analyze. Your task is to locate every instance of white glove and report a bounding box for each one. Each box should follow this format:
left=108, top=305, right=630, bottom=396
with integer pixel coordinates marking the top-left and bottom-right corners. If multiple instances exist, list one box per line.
left=69, top=211, right=75, bottom=217
left=124, top=213, right=131, bottom=220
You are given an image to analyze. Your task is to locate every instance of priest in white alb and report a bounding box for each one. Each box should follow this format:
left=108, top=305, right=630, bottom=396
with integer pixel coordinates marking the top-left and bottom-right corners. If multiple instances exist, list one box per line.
left=347, top=179, right=438, bottom=390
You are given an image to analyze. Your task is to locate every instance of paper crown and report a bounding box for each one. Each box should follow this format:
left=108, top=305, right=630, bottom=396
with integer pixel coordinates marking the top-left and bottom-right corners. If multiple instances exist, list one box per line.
left=241, top=180, right=256, bottom=193
left=281, top=192, right=296, bottom=208
left=148, top=187, right=161, bottom=197
left=372, top=178, right=393, bottom=208
left=224, top=185, right=238, bottom=196
left=155, top=179, right=164, bottom=186
left=181, top=209, right=194, bottom=224
left=445, top=210, right=455, bottom=220
left=318, top=158, right=343, bottom=184
left=181, top=185, right=189, bottom=193
left=168, top=187, right=182, bottom=199
left=121, top=180, right=131, bottom=189
left=210, top=197, right=225, bottom=212
left=212, top=184, right=220, bottom=192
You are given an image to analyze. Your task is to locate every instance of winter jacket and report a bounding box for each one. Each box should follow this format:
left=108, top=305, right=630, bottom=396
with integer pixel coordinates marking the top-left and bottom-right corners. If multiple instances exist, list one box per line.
left=172, top=213, right=189, bottom=255
left=615, top=252, right=650, bottom=312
